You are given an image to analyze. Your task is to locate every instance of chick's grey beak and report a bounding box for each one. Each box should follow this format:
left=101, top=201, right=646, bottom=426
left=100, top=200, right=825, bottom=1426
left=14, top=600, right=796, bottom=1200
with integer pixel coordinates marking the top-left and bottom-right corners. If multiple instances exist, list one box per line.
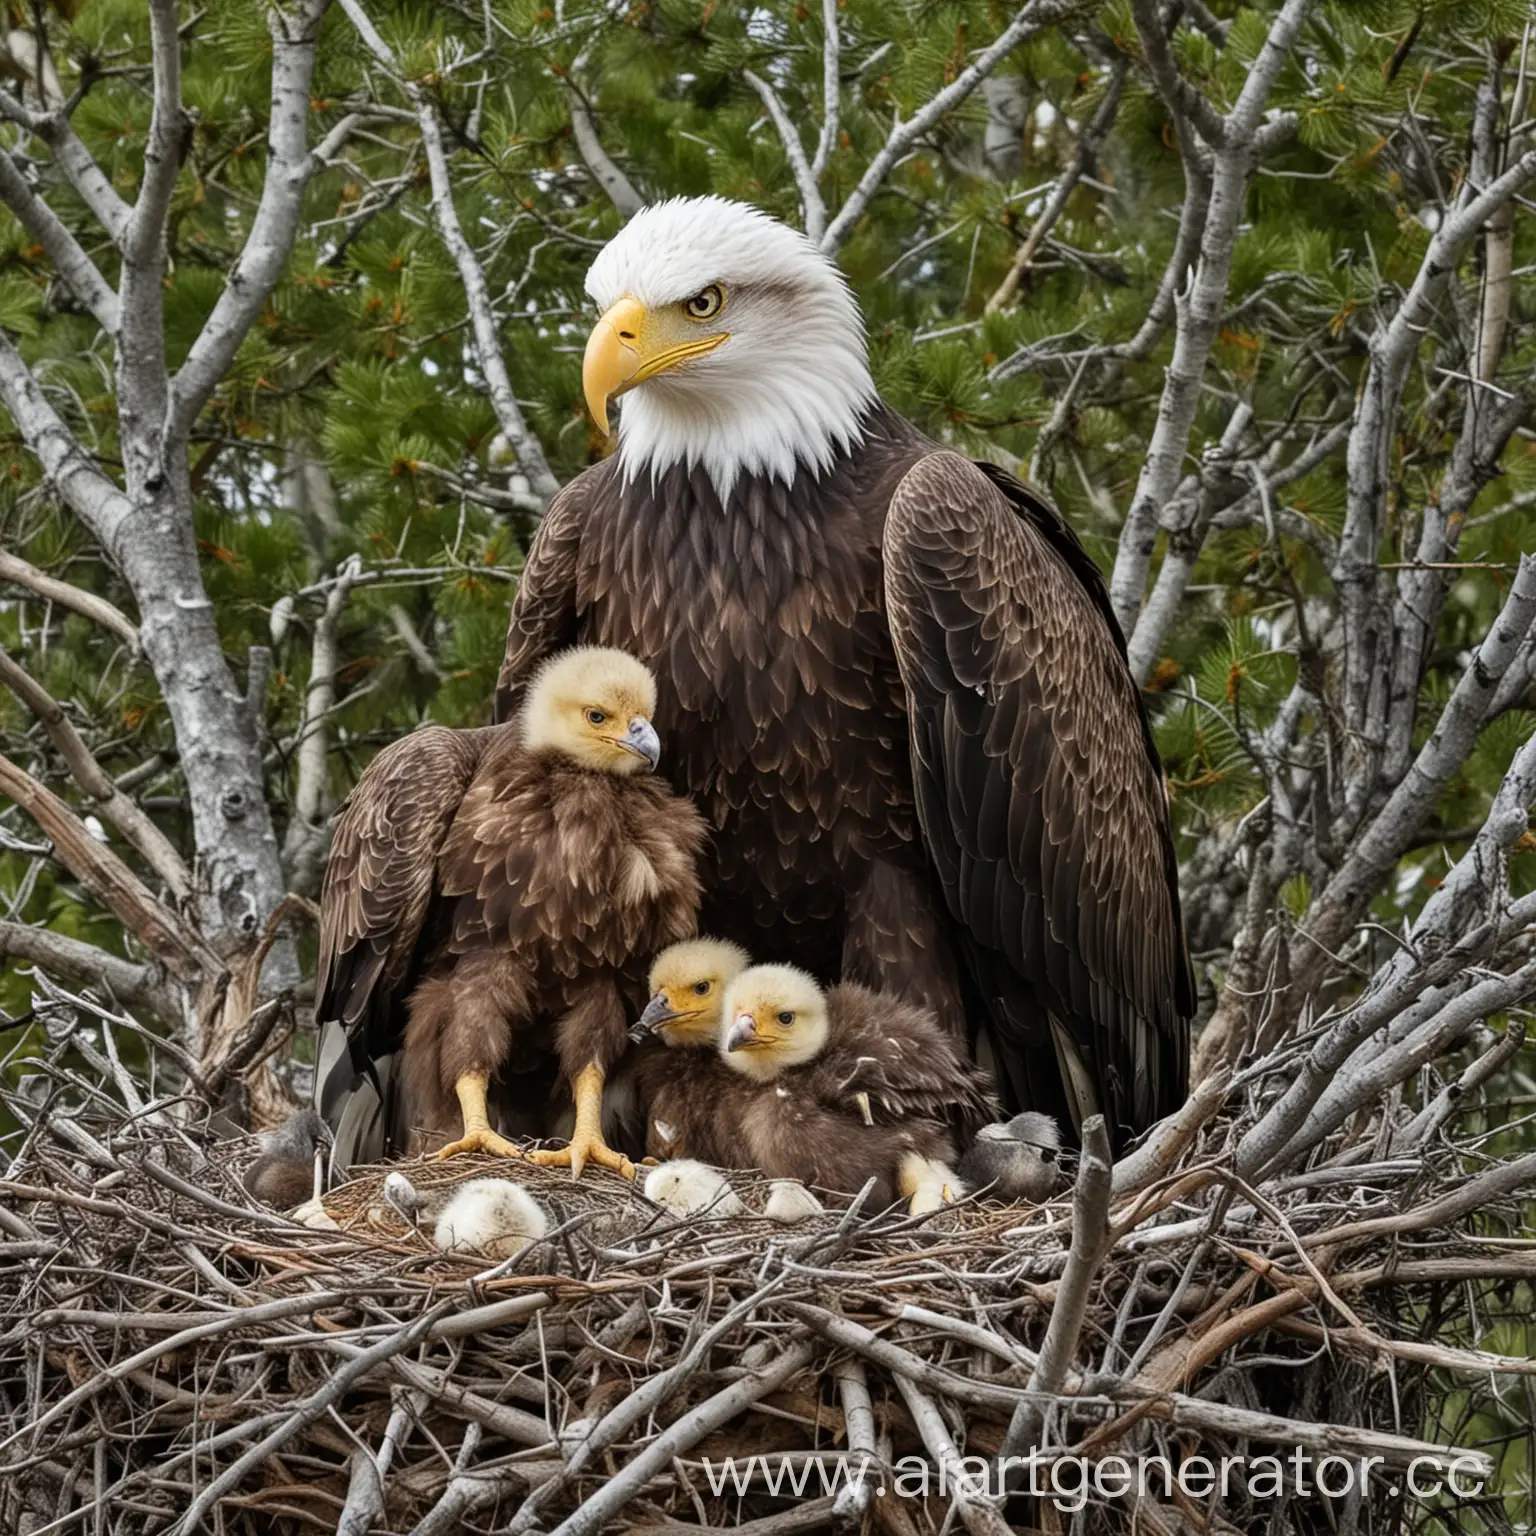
left=620, top=715, right=661, bottom=770
left=630, top=992, right=683, bottom=1042
left=725, top=1012, right=759, bottom=1053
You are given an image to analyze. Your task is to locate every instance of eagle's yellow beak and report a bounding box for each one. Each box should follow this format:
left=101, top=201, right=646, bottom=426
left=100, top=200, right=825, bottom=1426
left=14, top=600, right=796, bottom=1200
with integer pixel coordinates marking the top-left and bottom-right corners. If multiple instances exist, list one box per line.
left=582, top=297, right=729, bottom=435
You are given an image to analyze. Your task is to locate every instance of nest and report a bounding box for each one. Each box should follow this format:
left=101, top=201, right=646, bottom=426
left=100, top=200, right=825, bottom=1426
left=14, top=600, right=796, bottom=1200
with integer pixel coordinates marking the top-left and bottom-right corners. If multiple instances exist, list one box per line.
left=1, top=1050, right=1532, bottom=1536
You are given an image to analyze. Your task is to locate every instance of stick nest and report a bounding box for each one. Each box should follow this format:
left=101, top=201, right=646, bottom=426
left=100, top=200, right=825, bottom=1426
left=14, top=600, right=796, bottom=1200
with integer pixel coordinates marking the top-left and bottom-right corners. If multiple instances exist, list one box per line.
left=0, top=1063, right=1531, bottom=1535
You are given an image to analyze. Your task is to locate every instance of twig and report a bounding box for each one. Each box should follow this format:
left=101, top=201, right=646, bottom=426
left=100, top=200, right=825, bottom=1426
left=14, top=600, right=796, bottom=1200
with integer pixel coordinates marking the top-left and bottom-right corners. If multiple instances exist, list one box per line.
left=1000, top=1116, right=1113, bottom=1459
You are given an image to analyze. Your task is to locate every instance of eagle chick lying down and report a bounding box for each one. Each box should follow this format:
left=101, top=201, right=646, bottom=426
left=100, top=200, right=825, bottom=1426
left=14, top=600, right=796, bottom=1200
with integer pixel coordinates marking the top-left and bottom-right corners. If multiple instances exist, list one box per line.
left=717, top=963, right=999, bottom=1214
left=315, top=646, right=706, bottom=1179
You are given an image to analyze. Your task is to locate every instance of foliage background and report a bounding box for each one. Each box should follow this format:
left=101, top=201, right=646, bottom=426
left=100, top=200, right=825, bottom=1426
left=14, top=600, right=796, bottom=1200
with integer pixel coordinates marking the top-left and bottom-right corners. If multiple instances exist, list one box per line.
left=0, top=0, right=1533, bottom=1514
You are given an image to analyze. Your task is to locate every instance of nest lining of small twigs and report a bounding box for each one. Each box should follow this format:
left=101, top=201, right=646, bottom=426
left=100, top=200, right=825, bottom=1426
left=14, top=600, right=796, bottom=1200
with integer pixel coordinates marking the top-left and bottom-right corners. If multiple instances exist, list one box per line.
left=1, top=1077, right=1531, bottom=1536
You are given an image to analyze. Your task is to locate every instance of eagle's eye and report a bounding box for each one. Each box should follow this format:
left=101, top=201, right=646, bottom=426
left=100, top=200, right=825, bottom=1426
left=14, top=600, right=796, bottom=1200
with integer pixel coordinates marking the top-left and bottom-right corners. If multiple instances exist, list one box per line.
left=776, top=1009, right=795, bottom=1027
left=692, top=980, right=711, bottom=995
left=586, top=708, right=607, bottom=726
left=683, top=284, right=725, bottom=321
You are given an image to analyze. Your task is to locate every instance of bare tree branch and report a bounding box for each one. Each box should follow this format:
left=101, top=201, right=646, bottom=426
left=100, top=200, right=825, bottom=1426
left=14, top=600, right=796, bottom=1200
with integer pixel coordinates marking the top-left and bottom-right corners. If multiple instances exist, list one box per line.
left=1113, top=0, right=1312, bottom=644
left=115, top=0, right=188, bottom=483
left=1127, top=416, right=1349, bottom=680
left=809, top=0, right=840, bottom=183
left=339, top=0, right=560, bottom=504
left=1132, top=0, right=1228, bottom=150
left=986, top=61, right=1126, bottom=314
left=0, top=90, right=133, bottom=244
left=168, top=0, right=335, bottom=436
left=0, top=648, right=191, bottom=903
left=0, top=919, right=178, bottom=1018
left=1475, top=46, right=1524, bottom=383
left=1379, top=380, right=1535, bottom=789
left=0, top=331, right=134, bottom=545
left=744, top=69, right=826, bottom=244
left=1333, top=144, right=1536, bottom=740
left=0, top=149, right=119, bottom=331
left=564, top=83, right=644, bottom=218
left=1001, top=1115, right=1114, bottom=1459
left=1309, top=551, right=1536, bottom=957
left=820, top=0, right=1089, bottom=253
left=0, top=751, right=214, bottom=982
left=282, top=555, right=362, bottom=892
left=0, top=550, right=139, bottom=651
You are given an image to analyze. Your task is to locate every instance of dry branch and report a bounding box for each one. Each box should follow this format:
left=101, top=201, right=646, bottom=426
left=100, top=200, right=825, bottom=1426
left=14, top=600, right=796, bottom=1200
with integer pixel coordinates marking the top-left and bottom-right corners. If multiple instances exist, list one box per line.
left=0, top=550, right=139, bottom=651
left=0, top=648, right=191, bottom=902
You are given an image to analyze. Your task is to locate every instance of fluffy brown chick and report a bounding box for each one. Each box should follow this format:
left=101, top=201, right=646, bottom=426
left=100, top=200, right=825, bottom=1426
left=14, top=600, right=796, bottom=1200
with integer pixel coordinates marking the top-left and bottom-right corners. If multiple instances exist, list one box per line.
left=394, top=645, right=705, bottom=1178
left=720, top=964, right=986, bottom=1214
left=243, top=1109, right=331, bottom=1211
left=630, top=937, right=757, bottom=1163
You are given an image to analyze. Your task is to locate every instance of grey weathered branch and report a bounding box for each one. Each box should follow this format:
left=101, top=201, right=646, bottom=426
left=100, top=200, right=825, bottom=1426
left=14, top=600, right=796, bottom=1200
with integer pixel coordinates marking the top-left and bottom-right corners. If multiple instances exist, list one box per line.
left=0, top=90, right=132, bottom=244
left=831, top=1358, right=875, bottom=1528
left=0, top=149, right=119, bottom=331
left=0, top=919, right=178, bottom=1018
left=1334, top=144, right=1536, bottom=737
left=1379, top=379, right=1535, bottom=791
left=0, top=752, right=213, bottom=983
left=986, top=61, right=1126, bottom=313
left=338, top=0, right=560, bottom=504
left=1127, top=416, right=1350, bottom=680
left=809, top=0, right=840, bottom=182
left=894, top=1374, right=1009, bottom=1536
left=1131, top=0, right=1228, bottom=151
left=282, top=555, right=362, bottom=891
left=1291, top=958, right=1536, bottom=1162
left=564, top=84, right=644, bottom=218
left=744, top=69, right=826, bottom=244
left=168, top=0, right=335, bottom=436
left=115, top=0, right=187, bottom=473
left=0, top=331, right=134, bottom=544
left=1306, top=552, right=1536, bottom=959
left=1113, top=0, right=1312, bottom=640
left=820, top=0, right=1088, bottom=253
left=1112, top=1066, right=1230, bottom=1199
left=0, top=649, right=191, bottom=903
left=0, top=550, right=139, bottom=651
left=543, top=1339, right=816, bottom=1536
left=1001, top=1115, right=1113, bottom=1458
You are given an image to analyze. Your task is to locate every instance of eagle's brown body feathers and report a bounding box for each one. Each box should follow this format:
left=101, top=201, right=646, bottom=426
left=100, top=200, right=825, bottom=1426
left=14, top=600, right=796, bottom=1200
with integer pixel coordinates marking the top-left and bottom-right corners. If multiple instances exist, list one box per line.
left=497, top=404, right=1192, bottom=1151
left=317, top=725, right=706, bottom=1149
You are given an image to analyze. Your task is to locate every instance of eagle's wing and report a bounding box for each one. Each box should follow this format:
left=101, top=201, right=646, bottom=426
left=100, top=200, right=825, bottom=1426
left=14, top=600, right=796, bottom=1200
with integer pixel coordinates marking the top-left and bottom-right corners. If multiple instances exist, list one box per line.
left=493, top=472, right=593, bottom=724
left=825, top=983, right=998, bottom=1143
left=315, top=726, right=488, bottom=1078
left=883, top=452, right=1193, bottom=1151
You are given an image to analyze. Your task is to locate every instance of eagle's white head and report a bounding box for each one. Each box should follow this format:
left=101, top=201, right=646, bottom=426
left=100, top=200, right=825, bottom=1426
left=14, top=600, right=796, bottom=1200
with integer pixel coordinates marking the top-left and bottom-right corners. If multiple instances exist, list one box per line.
left=583, top=197, right=876, bottom=503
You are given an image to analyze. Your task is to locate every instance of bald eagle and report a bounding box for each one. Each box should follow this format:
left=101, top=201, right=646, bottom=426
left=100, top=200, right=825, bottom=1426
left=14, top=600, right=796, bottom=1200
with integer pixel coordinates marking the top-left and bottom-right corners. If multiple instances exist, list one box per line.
left=316, top=647, right=705, bottom=1177
left=493, top=197, right=1192, bottom=1153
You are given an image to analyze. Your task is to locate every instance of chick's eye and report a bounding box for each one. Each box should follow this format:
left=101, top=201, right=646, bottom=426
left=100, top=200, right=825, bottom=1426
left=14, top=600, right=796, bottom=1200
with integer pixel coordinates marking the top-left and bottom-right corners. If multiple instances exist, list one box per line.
left=776, top=1010, right=795, bottom=1027
left=684, top=284, right=724, bottom=321
left=692, top=980, right=711, bottom=995
left=586, top=709, right=606, bottom=726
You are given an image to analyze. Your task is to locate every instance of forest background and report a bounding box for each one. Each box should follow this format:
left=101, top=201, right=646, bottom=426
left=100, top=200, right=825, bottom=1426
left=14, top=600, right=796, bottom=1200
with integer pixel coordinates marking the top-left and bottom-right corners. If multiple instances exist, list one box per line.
left=0, top=0, right=1534, bottom=1507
